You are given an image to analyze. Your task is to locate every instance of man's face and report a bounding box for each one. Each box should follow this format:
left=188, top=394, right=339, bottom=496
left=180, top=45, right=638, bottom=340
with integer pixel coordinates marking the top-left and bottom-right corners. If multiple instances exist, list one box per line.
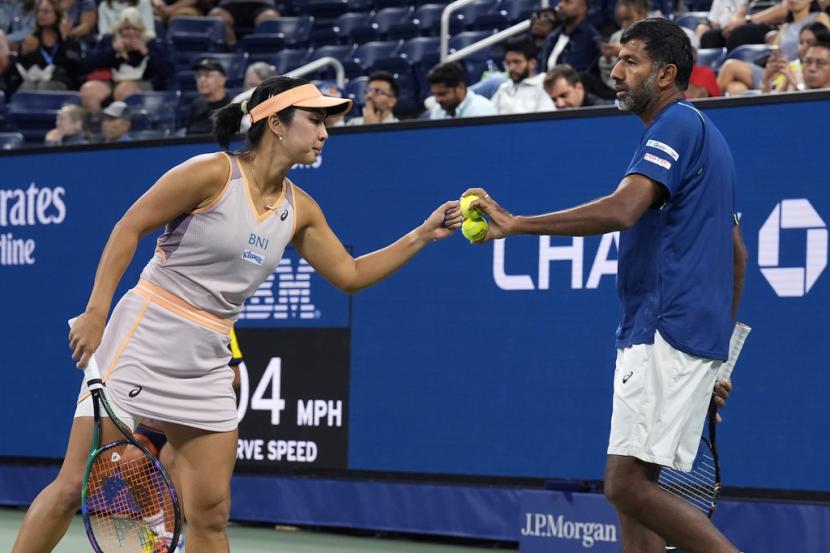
left=365, top=79, right=397, bottom=112
left=546, top=77, right=585, bottom=108
left=196, top=69, right=226, bottom=98
left=803, top=46, right=830, bottom=90
left=56, top=107, right=81, bottom=134
left=530, top=9, right=557, bottom=38
left=610, top=39, right=660, bottom=115
left=615, top=3, right=637, bottom=30
left=430, top=82, right=465, bottom=114
left=557, top=0, right=585, bottom=23
left=101, top=116, right=130, bottom=141
left=504, top=51, right=536, bottom=82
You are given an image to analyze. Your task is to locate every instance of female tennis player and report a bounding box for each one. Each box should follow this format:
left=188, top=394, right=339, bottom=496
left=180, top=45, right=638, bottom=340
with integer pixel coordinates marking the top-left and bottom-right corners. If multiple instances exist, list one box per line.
left=13, top=76, right=463, bottom=553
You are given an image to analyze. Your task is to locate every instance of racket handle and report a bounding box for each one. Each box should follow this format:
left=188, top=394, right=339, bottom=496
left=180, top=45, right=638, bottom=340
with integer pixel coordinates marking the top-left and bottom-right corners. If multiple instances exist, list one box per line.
left=717, top=322, right=751, bottom=381
left=68, top=317, right=104, bottom=389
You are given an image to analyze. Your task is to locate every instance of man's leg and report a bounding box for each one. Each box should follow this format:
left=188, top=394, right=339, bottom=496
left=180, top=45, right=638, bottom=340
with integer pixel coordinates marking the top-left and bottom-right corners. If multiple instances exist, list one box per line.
left=604, top=455, right=738, bottom=553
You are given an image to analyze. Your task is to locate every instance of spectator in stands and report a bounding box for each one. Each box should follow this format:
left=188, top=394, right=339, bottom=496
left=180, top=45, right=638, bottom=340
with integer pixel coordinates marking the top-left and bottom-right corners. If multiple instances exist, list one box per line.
left=427, top=61, right=496, bottom=119
left=529, top=8, right=561, bottom=50
left=98, top=0, right=155, bottom=38
left=98, top=100, right=132, bottom=142
left=186, top=57, right=229, bottom=135
left=348, top=70, right=400, bottom=125
left=151, top=0, right=201, bottom=23
left=598, top=0, right=650, bottom=89
left=14, top=0, right=83, bottom=91
left=0, top=31, right=8, bottom=92
left=716, top=0, right=822, bottom=52
left=61, top=0, right=97, bottom=43
left=231, top=62, right=277, bottom=132
left=490, top=36, right=555, bottom=115
left=209, top=0, right=280, bottom=46
left=44, top=103, right=88, bottom=144
left=543, top=64, right=612, bottom=108
left=686, top=63, right=722, bottom=98
left=539, top=0, right=600, bottom=72
left=83, top=8, right=172, bottom=102
left=802, top=35, right=830, bottom=88
left=695, top=0, right=749, bottom=48
left=718, top=21, right=828, bottom=94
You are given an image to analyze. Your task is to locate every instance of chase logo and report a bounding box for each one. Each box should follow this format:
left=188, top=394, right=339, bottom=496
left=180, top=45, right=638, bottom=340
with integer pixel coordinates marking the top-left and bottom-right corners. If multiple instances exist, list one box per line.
left=238, top=248, right=350, bottom=327
left=241, top=249, right=265, bottom=266
left=759, top=199, right=827, bottom=297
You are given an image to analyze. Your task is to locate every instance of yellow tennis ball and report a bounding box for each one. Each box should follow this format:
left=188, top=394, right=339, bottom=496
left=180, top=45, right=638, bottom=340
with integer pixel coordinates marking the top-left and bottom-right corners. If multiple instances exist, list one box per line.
left=460, top=194, right=481, bottom=220
left=462, top=217, right=488, bottom=242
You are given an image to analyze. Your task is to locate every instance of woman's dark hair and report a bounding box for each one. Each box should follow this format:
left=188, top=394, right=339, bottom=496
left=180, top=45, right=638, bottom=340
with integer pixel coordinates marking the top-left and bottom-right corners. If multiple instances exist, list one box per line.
left=212, top=75, right=309, bottom=150
left=620, top=18, right=694, bottom=90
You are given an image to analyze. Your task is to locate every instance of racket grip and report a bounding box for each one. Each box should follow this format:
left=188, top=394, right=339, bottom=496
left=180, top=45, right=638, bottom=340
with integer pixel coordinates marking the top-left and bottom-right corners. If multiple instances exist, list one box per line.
left=717, top=322, right=751, bottom=381
left=68, top=317, right=104, bottom=388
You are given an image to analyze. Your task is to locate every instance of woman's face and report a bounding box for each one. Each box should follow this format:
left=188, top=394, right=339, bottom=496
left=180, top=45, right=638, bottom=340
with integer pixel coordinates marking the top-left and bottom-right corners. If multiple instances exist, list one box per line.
left=278, top=108, right=328, bottom=166
left=799, top=29, right=817, bottom=60
left=118, top=23, right=143, bottom=42
left=56, top=107, right=81, bottom=134
left=36, top=0, right=59, bottom=28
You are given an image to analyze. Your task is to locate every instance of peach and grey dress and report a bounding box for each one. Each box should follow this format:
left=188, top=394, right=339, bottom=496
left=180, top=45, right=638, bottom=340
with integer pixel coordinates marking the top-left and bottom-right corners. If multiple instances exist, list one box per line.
left=76, top=153, right=298, bottom=431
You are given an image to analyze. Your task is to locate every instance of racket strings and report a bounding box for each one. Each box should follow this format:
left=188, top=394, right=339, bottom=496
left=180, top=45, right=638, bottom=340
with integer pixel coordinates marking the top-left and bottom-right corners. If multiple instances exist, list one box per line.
left=84, top=443, right=177, bottom=551
left=658, top=447, right=719, bottom=515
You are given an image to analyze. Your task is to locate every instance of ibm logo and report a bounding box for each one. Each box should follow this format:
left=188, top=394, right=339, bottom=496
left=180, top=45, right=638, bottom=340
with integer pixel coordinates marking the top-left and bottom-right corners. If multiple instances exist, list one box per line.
left=239, top=258, right=320, bottom=320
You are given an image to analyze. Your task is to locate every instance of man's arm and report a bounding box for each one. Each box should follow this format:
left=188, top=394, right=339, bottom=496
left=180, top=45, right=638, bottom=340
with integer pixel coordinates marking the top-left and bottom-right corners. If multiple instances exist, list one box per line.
left=732, top=223, right=748, bottom=318
left=463, top=174, right=666, bottom=241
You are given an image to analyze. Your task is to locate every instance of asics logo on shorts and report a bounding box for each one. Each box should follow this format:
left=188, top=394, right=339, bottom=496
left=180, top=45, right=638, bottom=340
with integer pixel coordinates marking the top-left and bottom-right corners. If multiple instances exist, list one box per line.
left=622, top=371, right=634, bottom=384
left=129, top=385, right=143, bottom=398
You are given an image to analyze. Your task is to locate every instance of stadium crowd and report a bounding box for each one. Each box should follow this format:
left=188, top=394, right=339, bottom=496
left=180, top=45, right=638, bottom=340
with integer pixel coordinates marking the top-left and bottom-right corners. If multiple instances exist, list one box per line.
left=0, top=0, right=828, bottom=146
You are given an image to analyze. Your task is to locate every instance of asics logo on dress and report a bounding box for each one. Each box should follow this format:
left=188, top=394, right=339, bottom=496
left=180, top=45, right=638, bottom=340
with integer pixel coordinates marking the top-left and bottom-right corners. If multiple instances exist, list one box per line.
left=622, top=371, right=633, bottom=384
left=129, top=385, right=143, bottom=397
left=280, top=209, right=288, bottom=221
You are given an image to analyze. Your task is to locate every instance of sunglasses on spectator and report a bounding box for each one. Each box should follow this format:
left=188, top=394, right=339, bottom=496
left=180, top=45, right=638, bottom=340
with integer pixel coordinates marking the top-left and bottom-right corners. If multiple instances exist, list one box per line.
left=532, top=11, right=557, bottom=23
left=803, top=57, right=830, bottom=68
left=364, top=87, right=393, bottom=97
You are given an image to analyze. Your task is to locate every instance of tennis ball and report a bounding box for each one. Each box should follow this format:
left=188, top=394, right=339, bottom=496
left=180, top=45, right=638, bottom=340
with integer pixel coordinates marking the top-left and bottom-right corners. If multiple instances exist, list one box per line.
left=460, top=194, right=481, bottom=220
left=462, top=217, right=488, bottom=243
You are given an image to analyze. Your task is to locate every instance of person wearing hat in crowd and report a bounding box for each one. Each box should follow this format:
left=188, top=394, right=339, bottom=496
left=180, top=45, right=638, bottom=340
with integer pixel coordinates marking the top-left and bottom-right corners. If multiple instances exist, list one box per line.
left=13, top=76, right=462, bottom=552
left=99, top=100, right=132, bottom=142
left=186, top=57, right=230, bottom=135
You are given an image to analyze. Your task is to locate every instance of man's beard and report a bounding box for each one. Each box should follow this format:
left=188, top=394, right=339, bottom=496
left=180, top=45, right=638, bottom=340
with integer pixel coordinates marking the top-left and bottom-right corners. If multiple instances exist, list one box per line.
left=511, top=68, right=530, bottom=83
left=615, top=70, right=658, bottom=115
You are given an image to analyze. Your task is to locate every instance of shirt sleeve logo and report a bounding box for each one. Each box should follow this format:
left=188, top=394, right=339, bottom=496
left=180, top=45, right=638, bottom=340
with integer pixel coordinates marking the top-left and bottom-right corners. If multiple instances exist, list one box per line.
left=646, top=139, right=680, bottom=161
left=643, top=152, right=672, bottom=170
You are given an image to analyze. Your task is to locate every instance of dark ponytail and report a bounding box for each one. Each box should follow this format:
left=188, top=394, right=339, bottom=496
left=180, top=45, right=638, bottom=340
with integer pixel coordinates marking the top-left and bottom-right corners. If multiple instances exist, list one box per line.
left=211, top=75, right=310, bottom=152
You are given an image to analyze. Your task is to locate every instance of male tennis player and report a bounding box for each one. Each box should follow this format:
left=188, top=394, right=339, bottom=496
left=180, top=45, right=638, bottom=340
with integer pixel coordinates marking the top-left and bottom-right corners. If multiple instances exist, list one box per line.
left=463, top=18, right=748, bottom=553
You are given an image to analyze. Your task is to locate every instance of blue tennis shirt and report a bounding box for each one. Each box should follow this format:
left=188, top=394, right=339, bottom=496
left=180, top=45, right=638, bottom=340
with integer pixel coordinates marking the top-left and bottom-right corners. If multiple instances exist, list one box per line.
left=616, top=100, right=735, bottom=361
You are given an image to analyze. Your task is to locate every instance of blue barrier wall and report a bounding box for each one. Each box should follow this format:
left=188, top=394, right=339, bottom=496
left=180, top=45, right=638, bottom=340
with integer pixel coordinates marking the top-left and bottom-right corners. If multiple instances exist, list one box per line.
left=1, top=94, right=828, bottom=493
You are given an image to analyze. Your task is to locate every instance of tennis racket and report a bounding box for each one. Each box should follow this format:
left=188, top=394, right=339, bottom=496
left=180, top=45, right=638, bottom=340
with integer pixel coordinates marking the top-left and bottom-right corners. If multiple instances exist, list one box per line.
left=660, top=323, right=751, bottom=550
left=71, top=319, right=181, bottom=553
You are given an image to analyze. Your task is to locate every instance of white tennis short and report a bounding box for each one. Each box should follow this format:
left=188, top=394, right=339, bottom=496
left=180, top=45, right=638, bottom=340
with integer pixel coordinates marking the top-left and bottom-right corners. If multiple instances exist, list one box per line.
left=607, top=330, right=721, bottom=472
left=74, top=393, right=142, bottom=432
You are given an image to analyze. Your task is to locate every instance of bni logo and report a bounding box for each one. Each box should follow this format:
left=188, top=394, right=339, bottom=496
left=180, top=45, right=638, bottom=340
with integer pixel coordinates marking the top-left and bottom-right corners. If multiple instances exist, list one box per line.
left=239, top=257, right=319, bottom=320
left=758, top=199, right=827, bottom=297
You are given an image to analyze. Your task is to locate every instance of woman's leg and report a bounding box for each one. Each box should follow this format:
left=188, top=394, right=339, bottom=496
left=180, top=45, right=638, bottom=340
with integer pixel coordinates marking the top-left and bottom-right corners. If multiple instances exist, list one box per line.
left=12, top=416, right=123, bottom=553
left=717, top=59, right=753, bottom=95
left=161, top=422, right=237, bottom=553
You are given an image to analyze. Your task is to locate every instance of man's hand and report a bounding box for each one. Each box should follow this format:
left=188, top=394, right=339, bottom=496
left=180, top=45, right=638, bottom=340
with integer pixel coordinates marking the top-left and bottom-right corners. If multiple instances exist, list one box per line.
left=461, top=188, right=516, bottom=242
left=361, top=100, right=382, bottom=124
left=711, top=378, right=732, bottom=423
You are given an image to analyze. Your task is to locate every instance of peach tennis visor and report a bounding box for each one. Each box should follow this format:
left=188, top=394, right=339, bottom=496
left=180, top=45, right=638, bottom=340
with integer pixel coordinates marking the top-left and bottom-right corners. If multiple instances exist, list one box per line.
left=249, top=83, right=352, bottom=124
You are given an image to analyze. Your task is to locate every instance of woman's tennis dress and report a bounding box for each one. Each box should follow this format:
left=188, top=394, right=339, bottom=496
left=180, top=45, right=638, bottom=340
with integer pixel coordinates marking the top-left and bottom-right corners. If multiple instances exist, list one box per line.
left=76, top=154, right=297, bottom=431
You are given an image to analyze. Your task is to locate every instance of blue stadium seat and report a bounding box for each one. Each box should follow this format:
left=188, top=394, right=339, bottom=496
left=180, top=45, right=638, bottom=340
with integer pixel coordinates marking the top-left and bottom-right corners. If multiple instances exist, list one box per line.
left=372, top=0, right=407, bottom=9
left=372, top=7, right=418, bottom=40
left=7, top=91, right=81, bottom=142
left=269, top=48, right=312, bottom=73
left=167, top=16, right=225, bottom=55
left=353, top=40, right=404, bottom=71
left=696, top=47, right=726, bottom=69
left=344, top=75, right=369, bottom=118
left=332, top=12, right=377, bottom=44
left=309, top=17, right=340, bottom=46
left=297, top=0, right=350, bottom=19
left=308, top=44, right=359, bottom=78
left=124, top=91, right=180, bottom=135
left=252, top=16, right=314, bottom=46
left=0, top=131, right=24, bottom=150
left=400, top=37, right=441, bottom=101
left=237, top=34, right=286, bottom=60
left=388, top=67, right=419, bottom=114
left=675, top=11, right=709, bottom=30
left=129, top=129, right=167, bottom=141
left=413, top=4, right=462, bottom=36
left=501, top=0, right=539, bottom=23
left=449, top=31, right=500, bottom=83
left=456, top=0, right=506, bottom=31
left=715, top=43, right=770, bottom=70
